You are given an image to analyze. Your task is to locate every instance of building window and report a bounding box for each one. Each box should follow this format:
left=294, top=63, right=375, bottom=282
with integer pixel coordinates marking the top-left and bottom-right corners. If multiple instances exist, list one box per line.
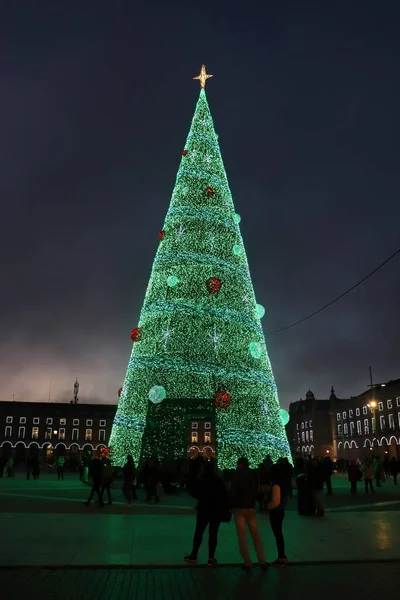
left=349, top=410, right=353, bottom=418
left=350, top=422, right=354, bottom=436
left=364, top=419, right=369, bottom=435
left=204, top=431, right=211, bottom=443
left=398, top=413, right=400, bottom=428
left=99, top=420, right=106, bottom=427
left=85, top=429, right=92, bottom=441
left=337, top=425, right=342, bottom=435
left=301, top=432, right=305, bottom=442
left=387, top=400, right=393, bottom=409
left=356, top=408, right=360, bottom=416
left=86, top=419, right=93, bottom=427
left=5, top=426, right=12, bottom=438
left=357, top=421, right=362, bottom=435
left=18, top=426, right=25, bottom=439
left=342, top=412, right=346, bottom=420
left=380, top=416, right=386, bottom=430
left=344, top=423, right=348, bottom=435
left=191, top=431, right=198, bottom=443
left=297, top=433, right=300, bottom=443
left=378, top=402, right=383, bottom=411
left=309, top=420, right=312, bottom=428
left=309, top=430, right=313, bottom=441
left=33, top=418, right=39, bottom=425
left=20, top=417, right=26, bottom=424
left=45, top=427, right=52, bottom=439
left=204, top=422, right=211, bottom=430
left=73, top=419, right=79, bottom=426
left=72, top=429, right=79, bottom=440
left=191, top=422, right=198, bottom=429
left=388, top=414, right=395, bottom=429
left=99, top=430, right=106, bottom=442
left=301, top=422, right=304, bottom=429
left=305, top=421, right=308, bottom=428
left=397, top=398, right=400, bottom=407
left=372, top=417, right=376, bottom=434
left=305, top=431, right=309, bottom=442
left=6, top=416, right=13, bottom=424
left=337, top=413, right=340, bottom=421
left=46, top=418, right=53, bottom=425
left=296, top=424, right=299, bottom=430
left=32, top=427, right=39, bottom=439
left=363, top=406, right=368, bottom=415
left=60, top=418, right=66, bottom=426
left=59, top=428, right=65, bottom=440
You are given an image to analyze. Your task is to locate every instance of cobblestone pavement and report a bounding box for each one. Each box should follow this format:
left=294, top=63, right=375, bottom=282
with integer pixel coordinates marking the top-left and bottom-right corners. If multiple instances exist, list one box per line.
left=3, top=564, right=400, bottom=600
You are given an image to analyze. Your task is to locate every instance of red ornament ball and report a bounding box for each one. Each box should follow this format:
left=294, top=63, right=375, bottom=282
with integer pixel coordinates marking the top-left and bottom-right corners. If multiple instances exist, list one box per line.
left=206, top=277, right=222, bottom=294
left=158, top=230, right=165, bottom=241
left=205, top=187, right=214, bottom=196
left=182, top=150, right=188, bottom=156
left=213, top=391, right=231, bottom=410
left=130, top=327, right=143, bottom=342
left=118, top=387, right=123, bottom=397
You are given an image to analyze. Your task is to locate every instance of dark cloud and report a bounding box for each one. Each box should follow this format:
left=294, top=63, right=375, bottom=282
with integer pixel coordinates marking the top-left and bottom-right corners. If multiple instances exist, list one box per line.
left=1, top=1, right=400, bottom=407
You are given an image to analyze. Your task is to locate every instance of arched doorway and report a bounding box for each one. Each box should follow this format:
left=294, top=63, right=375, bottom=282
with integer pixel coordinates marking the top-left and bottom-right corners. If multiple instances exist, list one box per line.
left=14, top=442, right=27, bottom=466
left=188, top=446, right=199, bottom=458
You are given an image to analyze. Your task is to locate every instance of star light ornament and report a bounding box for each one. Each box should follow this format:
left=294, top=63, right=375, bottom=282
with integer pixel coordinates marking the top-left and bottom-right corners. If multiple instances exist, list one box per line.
left=209, top=325, right=222, bottom=354
left=177, top=224, right=185, bottom=239
left=161, top=329, right=173, bottom=349
left=193, top=64, right=213, bottom=89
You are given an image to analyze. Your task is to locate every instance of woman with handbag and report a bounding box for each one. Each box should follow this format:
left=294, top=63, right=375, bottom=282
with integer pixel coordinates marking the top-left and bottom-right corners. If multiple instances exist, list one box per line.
left=184, top=459, right=231, bottom=567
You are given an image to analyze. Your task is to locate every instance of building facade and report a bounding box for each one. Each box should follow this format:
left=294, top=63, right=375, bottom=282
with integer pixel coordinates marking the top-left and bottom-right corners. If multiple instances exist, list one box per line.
left=0, top=401, right=117, bottom=465
left=287, top=379, right=400, bottom=460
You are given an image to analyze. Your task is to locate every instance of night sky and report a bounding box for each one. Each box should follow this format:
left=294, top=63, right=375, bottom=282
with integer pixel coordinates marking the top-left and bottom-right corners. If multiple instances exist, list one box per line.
left=1, top=2, right=400, bottom=408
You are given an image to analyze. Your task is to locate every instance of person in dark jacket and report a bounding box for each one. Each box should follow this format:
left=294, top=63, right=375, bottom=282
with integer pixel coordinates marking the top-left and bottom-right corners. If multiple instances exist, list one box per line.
left=307, top=458, right=325, bottom=517
left=265, top=467, right=288, bottom=566
left=322, top=455, right=334, bottom=495
left=230, top=457, right=267, bottom=569
left=389, top=457, right=399, bottom=485
left=184, top=459, right=230, bottom=566
left=122, top=455, right=137, bottom=508
left=144, top=458, right=162, bottom=503
left=84, top=457, right=104, bottom=507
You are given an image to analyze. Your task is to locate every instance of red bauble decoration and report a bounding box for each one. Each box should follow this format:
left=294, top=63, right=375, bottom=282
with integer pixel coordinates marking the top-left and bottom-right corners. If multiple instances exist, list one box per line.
left=118, top=387, right=123, bottom=397
left=145, top=284, right=148, bottom=291
left=205, top=187, right=214, bottom=196
left=158, top=230, right=165, bottom=241
left=130, top=327, right=143, bottom=342
left=182, top=150, right=188, bottom=156
left=100, top=446, right=111, bottom=458
left=206, top=277, right=222, bottom=294
left=213, top=391, right=231, bottom=410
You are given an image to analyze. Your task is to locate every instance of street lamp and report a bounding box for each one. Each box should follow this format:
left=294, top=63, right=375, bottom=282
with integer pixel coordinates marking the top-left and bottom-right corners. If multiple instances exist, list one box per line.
left=367, top=401, right=377, bottom=454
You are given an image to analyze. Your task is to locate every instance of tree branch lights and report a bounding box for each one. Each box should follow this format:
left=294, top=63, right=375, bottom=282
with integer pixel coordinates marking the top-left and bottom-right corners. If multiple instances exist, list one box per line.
left=108, top=84, right=292, bottom=468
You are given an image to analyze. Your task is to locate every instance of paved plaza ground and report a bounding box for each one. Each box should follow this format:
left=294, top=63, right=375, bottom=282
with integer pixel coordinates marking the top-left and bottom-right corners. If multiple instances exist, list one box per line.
left=1, top=472, right=400, bottom=598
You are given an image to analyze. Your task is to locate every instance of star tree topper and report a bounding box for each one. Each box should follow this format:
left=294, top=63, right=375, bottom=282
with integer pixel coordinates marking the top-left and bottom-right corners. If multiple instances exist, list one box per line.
left=193, top=64, right=213, bottom=89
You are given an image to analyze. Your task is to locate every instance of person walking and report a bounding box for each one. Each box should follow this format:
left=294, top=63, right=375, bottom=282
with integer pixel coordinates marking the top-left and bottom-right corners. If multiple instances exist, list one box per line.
left=100, top=457, right=113, bottom=505
left=57, top=455, right=65, bottom=480
left=322, top=455, right=334, bottom=495
left=362, top=461, right=374, bottom=493
left=372, top=457, right=382, bottom=488
left=84, top=457, right=104, bottom=507
left=265, top=468, right=287, bottom=566
left=122, top=455, right=136, bottom=508
left=230, top=457, right=267, bottom=570
left=348, top=461, right=360, bottom=494
left=389, top=457, right=398, bottom=485
left=184, top=459, right=230, bottom=566
left=32, top=456, right=40, bottom=480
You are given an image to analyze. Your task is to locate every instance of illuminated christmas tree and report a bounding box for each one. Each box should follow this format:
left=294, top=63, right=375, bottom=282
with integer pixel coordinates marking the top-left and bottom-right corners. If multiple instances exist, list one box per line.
left=109, top=66, right=291, bottom=468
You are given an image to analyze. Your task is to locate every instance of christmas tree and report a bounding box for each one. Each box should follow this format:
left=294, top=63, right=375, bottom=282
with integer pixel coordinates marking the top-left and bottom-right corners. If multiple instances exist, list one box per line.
left=109, top=66, right=291, bottom=468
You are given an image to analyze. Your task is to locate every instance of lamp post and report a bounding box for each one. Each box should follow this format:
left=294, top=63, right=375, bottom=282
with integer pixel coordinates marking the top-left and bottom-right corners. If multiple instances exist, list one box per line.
left=367, top=400, right=377, bottom=455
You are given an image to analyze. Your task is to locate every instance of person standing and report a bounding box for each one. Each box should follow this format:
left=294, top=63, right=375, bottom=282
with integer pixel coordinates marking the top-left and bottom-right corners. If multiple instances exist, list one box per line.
left=230, top=457, right=267, bottom=570
left=372, top=457, right=382, bottom=488
left=7, top=456, right=14, bottom=478
left=84, top=457, right=104, bottom=507
left=184, top=459, right=230, bottom=566
left=32, top=456, right=40, bottom=480
left=307, top=458, right=325, bottom=517
left=145, top=458, right=162, bottom=503
left=348, top=461, right=359, bottom=494
left=322, top=455, right=334, bottom=495
left=100, top=457, right=113, bottom=505
left=57, top=455, right=65, bottom=481
left=265, top=468, right=287, bottom=566
left=26, top=456, right=32, bottom=480
left=362, top=460, right=374, bottom=493
left=122, top=455, right=136, bottom=508
left=389, top=457, right=398, bottom=485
